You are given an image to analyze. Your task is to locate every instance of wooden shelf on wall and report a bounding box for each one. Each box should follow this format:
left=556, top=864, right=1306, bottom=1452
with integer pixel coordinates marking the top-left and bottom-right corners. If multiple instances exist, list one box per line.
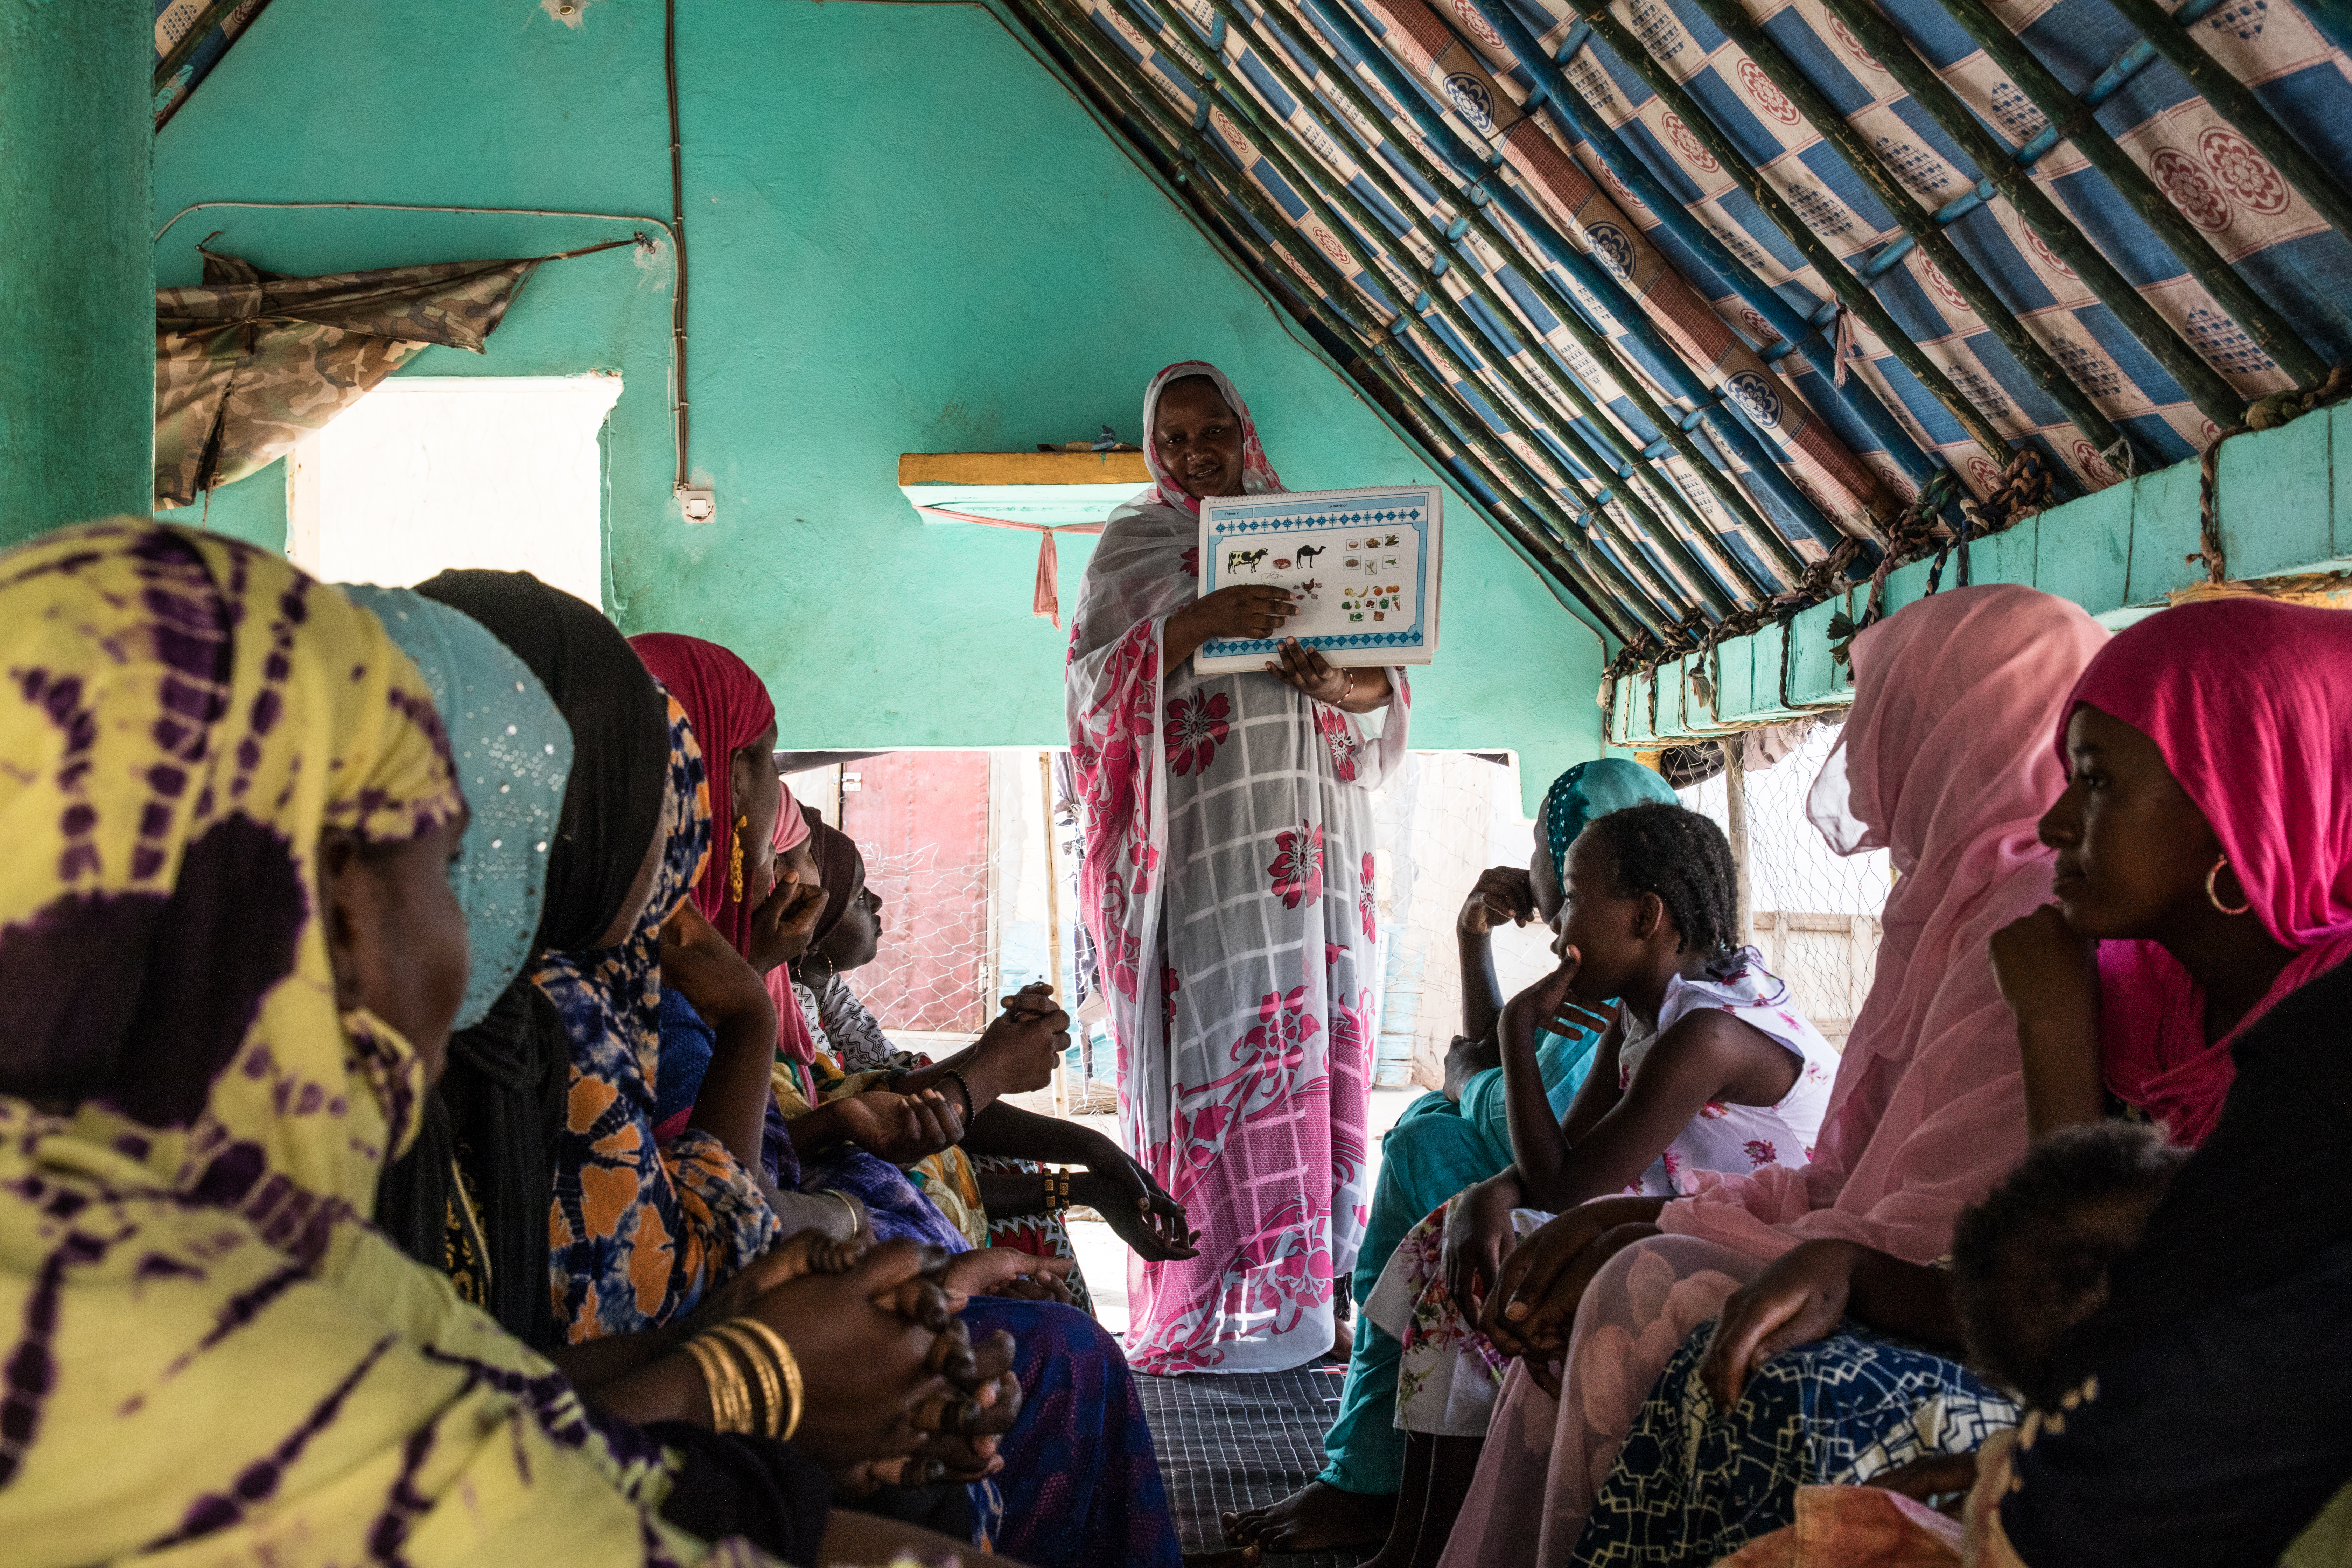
left=897, top=451, right=1149, bottom=529
left=897, top=450, right=1150, bottom=487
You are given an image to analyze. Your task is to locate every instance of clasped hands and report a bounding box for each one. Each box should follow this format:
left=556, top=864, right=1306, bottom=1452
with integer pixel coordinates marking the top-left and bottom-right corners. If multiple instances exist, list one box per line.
left=697, top=1233, right=1088, bottom=1491
left=688, top=1233, right=1021, bottom=1490
left=820, top=986, right=1071, bottom=1166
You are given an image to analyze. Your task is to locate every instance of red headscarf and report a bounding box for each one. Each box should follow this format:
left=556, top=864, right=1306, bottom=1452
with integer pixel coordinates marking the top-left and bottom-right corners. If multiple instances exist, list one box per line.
left=2064, top=597, right=2352, bottom=1145
left=627, top=634, right=775, bottom=957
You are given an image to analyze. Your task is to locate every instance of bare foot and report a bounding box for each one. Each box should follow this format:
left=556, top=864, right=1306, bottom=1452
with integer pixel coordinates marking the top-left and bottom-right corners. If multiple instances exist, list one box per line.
left=1221, top=1480, right=1396, bottom=1553
left=1331, top=1312, right=1355, bottom=1361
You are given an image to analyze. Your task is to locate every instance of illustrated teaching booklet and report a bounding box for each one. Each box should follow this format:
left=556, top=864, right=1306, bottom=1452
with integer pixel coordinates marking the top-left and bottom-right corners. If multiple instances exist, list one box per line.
left=1194, top=484, right=1443, bottom=674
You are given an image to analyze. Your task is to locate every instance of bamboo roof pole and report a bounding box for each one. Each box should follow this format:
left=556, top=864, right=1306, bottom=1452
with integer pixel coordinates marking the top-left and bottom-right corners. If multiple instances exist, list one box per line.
left=1684, top=0, right=2130, bottom=464
left=1209, top=0, right=1825, bottom=582
left=1170, top=0, right=1794, bottom=603
left=1438, top=0, right=1947, bottom=489
left=1264, top=0, right=1865, bottom=560
left=1815, top=0, right=2251, bottom=425
left=1569, top=0, right=2021, bottom=467
left=1933, top=0, right=2329, bottom=390
left=2099, top=0, right=2352, bottom=245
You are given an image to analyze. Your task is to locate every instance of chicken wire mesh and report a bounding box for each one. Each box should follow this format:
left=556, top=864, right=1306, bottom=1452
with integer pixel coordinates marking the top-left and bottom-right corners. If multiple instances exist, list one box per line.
left=1679, top=722, right=1891, bottom=1049
left=788, top=731, right=1884, bottom=1119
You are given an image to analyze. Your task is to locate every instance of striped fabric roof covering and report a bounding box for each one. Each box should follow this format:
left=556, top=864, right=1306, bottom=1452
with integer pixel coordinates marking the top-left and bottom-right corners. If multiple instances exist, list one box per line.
left=1005, top=0, right=2352, bottom=643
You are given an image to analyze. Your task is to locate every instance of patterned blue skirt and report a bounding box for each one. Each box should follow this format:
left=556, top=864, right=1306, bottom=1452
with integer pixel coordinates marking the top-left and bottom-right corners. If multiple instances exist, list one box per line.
left=968, top=1297, right=1182, bottom=1568
left=1573, top=1320, right=2017, bottom=1566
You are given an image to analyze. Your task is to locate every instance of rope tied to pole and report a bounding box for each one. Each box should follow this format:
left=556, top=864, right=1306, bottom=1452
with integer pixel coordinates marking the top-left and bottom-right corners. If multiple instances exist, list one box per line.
left=1829, top=304, right=1860, bottom=387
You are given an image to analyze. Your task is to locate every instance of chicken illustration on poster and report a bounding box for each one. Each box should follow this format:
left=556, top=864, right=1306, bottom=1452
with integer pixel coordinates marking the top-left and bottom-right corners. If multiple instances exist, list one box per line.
left=1194, top=485, right=1443, bottom=674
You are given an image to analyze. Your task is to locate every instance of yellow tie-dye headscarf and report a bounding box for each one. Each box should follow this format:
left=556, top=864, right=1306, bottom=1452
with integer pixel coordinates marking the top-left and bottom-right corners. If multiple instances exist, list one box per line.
left=0, top=523, right=769, bottom=1567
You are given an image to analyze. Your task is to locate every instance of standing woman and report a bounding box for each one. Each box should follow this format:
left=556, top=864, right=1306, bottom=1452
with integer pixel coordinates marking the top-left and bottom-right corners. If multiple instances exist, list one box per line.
left=1067, top=360, right=1411, bottom=1373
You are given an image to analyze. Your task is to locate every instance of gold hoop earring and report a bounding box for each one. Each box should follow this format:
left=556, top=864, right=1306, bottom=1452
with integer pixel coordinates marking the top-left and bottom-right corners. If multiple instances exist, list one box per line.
left=2206, top=854, right=2253, bottom=916
left=728, top=814, right=748, bottom=904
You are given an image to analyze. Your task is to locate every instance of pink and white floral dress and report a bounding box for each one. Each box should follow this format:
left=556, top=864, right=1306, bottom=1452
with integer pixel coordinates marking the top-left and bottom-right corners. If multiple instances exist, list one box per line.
left=1367, top=953, right=1834, bottom=1434
left=1066, top=362, right=1409, bottom=1374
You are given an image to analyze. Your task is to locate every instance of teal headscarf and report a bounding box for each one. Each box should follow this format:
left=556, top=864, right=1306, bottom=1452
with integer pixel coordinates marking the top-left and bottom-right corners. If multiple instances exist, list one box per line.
left=341, top=585, right=574, bottom=1030
left=1452, top=759, right=1680, bottom=1168
left=1538, top=757, right=1680, bottom=881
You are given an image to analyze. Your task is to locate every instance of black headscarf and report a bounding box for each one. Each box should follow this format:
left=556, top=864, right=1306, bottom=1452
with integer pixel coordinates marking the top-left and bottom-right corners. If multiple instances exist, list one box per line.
left=413, top=568, right=671, bottom=951
left=378, top=570, right=670, bottom=1347
left=797, top=808, right=865, bottom=958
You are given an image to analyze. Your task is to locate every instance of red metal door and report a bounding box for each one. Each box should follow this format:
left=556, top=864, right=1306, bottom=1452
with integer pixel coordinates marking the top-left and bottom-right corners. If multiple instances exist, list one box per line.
left=837, top=750, right=992, bottom=1035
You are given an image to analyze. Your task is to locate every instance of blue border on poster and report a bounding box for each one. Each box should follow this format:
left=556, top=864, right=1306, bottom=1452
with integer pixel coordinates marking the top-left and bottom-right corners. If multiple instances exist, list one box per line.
left=1196, top=485, right=1441, bottom=666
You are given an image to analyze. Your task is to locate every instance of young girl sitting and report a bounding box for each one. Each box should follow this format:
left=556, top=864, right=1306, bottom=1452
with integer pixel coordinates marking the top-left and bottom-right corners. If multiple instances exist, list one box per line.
left=1357, top=802, right=1837, bottom=1568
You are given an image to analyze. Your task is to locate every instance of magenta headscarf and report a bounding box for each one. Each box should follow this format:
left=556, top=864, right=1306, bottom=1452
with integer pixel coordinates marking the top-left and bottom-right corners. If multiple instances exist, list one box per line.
left=2067, top=597, right=2352, bottom=1146
left=1138, top=360, right=1285, bottom=515
left=1661, top=586, right=2107, bottom=1266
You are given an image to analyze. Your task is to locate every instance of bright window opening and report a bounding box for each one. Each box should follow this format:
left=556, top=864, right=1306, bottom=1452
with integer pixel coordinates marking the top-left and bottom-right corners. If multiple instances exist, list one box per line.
left=286, top=373, right=622, bottom=607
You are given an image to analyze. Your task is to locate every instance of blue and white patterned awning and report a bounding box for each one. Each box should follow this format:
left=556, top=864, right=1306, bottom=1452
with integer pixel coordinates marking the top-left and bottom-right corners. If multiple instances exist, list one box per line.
left=1003, top=0, right=2352, bottom=644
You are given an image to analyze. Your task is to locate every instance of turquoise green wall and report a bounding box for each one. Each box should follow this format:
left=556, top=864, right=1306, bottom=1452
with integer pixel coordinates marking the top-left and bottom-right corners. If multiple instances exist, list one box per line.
left=0, top=0, right=151, bottom=545
left=153, top=0, right=1603, bottom=811
left=1613, top=403, right=2352, bottom=746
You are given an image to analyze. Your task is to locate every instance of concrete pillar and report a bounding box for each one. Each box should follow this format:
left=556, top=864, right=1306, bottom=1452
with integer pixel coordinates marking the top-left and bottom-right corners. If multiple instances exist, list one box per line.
left=0, top=0, right=153, bottom=546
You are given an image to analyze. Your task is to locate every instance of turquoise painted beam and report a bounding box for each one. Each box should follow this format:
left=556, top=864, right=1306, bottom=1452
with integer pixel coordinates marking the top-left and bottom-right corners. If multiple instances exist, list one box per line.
left=0, top=0, right=152, bottom=545
left=1610, top=405, right=2352, bottom=744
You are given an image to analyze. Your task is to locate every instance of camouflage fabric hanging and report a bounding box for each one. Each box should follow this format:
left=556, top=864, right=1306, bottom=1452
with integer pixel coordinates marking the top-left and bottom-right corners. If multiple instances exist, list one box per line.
left=153, top=239, right=633, bottom=509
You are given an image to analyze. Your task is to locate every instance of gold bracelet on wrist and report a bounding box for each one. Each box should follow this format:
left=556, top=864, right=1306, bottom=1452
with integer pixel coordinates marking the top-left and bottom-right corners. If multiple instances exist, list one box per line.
left=725, top=1316, right=805, bottom=1443
left=820, top=1186, right=861, bottom=1237
left=682, top=1331, right=751, bottom=1435
left=707, top=1322, right=784, bottom=1441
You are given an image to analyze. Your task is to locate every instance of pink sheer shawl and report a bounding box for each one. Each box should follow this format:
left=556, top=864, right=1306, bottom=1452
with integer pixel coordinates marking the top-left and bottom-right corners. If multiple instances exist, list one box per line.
left=1661, top=586, right=2107, bottom=1265
left=2070, top=598, right=2352, bottom=1146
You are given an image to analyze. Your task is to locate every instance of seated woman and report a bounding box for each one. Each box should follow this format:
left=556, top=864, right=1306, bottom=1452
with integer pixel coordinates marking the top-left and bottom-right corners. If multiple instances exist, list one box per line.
left=777, top=807, right=1197, bottom=1285
left=630, top=633, right=1185, bottom=1568
left=413, top=571, right=802, bottom=1339
left=1967, top=865, right=2352, bottom=1568
left=1424, top=585, right=2108, bottom=1568
left=354, top=583, right=580, bottom=1349
left=1729, top=851, right=2352, bottom=1566
left=0, top=522, right=987, bottom=1568
left=1224, top=758, right=1678, bottom=1555
left=1357, top=802, right=1839, bottom=1568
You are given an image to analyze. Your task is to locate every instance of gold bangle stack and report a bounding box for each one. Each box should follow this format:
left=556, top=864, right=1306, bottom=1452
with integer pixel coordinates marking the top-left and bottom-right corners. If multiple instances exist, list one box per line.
left=682, top=1332, right=751, bottom=1434
left=1044, top=1167, right=1072, bottom=1213
left=683, top=1318, right=806, bottom=1442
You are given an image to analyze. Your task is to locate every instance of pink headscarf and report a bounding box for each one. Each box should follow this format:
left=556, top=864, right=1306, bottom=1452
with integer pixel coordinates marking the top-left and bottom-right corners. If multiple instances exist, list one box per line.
left=2067, top=597, right=2352, bottom=1146
left=772, top=775, right=811, bottom=855
left=1138, top=360, right=1286, bottom=515
left=763, top=779, right=818, bottom=1068
left=1661, top=586, right=2107, bottom=1265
